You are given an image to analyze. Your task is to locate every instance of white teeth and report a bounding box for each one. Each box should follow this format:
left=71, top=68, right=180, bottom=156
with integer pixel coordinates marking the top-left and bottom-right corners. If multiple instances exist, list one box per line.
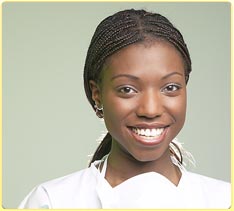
left=156, top=128, right=164, bottom=135
left=145, top=129, right=150, bottom=136
left=152, top=129, right=157, bottom=136
left=132, top=127, right=165, bottom=137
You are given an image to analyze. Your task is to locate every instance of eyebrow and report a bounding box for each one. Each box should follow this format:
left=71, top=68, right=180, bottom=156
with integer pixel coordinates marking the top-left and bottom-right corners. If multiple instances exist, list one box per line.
left=111, top=72, right=183, bottom=81
left=161, top=72, right=184, bottom=80
left=111, top=74, right=140, bottom=81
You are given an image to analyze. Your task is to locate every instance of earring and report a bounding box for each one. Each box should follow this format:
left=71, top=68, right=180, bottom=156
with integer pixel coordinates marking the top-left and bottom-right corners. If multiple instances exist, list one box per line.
left=94, top=104, right=104, bottom=118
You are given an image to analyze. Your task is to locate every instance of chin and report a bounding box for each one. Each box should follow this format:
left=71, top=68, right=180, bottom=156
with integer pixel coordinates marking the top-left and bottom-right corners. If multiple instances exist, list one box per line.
left=128, top=151, right=167, bottom=163
left=131, top=142, right=172, bottom=162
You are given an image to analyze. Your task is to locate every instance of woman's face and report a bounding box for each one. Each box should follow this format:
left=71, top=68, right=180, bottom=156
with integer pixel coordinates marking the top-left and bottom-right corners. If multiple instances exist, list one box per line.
left=90, top=41, right=187, bottom=162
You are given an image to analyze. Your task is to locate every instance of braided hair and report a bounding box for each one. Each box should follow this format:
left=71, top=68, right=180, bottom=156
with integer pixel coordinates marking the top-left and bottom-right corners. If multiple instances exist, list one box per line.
left=83, top=9, right=192, bottom=166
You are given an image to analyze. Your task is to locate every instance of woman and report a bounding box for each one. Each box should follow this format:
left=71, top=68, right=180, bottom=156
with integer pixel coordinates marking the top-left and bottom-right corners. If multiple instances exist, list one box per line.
left=19, top=9, right=230, bottom=209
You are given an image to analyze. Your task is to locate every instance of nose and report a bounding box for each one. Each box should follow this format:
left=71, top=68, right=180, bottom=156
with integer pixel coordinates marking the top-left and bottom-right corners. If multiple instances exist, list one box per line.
left=136, top=90, right=164, bottom=119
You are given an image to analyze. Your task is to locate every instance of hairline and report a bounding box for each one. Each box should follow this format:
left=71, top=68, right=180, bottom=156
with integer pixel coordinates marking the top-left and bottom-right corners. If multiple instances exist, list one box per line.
left=96, top=38, right=188, bottom=88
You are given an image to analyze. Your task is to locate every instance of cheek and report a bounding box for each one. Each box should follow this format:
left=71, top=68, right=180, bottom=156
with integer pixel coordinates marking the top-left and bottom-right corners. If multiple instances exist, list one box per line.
left=101, top=88, right=187, bottom=131
left=166, top=93, right=187, bottom=124
left=101, top=92, right=130, bottom=131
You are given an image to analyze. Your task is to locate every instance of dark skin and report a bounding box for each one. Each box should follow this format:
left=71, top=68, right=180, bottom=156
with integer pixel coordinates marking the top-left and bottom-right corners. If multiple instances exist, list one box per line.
left=90, top=41, right=186, bottom=187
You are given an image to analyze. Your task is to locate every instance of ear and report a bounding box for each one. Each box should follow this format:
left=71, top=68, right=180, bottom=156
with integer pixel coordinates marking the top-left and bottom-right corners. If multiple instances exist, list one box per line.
left=89, top=80, right=102, bottom=106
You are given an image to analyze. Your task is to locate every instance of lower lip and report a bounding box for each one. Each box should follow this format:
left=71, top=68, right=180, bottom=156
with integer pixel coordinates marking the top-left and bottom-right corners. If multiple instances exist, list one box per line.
left=129, top=127, right=169, bottom=147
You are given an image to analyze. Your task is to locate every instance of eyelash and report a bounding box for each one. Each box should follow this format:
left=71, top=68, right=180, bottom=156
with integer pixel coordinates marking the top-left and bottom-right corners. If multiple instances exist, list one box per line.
left=118, top=86, right=137, bottom=94
left=161, top=83, right=182, bottom=93
left=117, top=83, right=182, bottom=96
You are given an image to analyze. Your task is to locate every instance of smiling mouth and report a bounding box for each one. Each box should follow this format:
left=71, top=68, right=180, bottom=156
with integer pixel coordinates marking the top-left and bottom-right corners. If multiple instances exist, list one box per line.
left=131, top=127, right=165, bottom=138
left=128, top=125, right=169, bottom=145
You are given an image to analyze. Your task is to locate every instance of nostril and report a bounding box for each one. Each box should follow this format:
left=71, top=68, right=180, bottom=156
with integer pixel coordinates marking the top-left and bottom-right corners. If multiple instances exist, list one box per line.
left=136, top=113, right=162, bottom=120
left=136, top=91, right=164, bottom=118
left=136, top=103, right=164, bottom=119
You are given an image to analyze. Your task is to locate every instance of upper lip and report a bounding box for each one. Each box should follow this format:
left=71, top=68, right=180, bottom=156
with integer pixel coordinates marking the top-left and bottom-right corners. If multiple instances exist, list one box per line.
left=128, top=123, right=170, bottom=129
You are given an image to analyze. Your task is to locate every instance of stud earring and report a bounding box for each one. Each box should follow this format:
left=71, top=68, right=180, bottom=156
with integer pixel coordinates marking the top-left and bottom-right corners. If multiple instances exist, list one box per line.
left=94, top=104, right=104, bottom=118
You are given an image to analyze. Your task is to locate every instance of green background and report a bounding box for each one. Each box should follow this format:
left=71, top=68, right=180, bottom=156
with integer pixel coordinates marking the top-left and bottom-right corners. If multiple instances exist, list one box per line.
left=3, top=2, right=231, bottom=208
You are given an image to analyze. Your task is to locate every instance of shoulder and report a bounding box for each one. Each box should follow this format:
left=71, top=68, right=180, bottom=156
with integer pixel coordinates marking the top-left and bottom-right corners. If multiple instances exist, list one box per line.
left=185, top=171, right=230, bottom=190
left=41, top=166, right=95, bottom=191
left=18, top=163, right=100, bottom=208
left=182, top=171, right=231, bottom=208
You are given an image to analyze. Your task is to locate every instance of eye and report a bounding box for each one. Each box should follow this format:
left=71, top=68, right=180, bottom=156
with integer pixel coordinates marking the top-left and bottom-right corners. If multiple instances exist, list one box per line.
left=118, top=86, right=137, bottom=94
left=162, top=83, right=182, bottom=94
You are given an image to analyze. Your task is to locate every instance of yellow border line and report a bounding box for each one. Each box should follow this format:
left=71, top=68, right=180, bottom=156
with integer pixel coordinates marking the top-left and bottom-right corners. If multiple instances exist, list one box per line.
left=0, top=0, right=232, bottom=210
left=0, top=1, right=2, bottom=210
left=231, top=0, right=234, bottom=209
left=0, top=0, right=233, bottom=2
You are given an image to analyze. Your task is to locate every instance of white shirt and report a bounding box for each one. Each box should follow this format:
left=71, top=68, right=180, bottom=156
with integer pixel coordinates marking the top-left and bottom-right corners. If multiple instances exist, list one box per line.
left=18, top=158, right=231, bottom=209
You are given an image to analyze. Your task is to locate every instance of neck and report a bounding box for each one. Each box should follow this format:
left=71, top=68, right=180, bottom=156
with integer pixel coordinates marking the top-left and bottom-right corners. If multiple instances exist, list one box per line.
left=106, top=144, right=181, bottom=187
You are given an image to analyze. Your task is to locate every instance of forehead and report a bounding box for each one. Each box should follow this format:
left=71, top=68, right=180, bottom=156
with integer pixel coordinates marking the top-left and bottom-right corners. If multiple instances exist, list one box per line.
left=102, top=41, right=185, bottom=79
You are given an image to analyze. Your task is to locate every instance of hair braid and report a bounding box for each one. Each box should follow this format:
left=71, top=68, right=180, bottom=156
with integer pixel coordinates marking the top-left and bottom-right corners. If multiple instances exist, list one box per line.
left=84, top=9, right=192, bottom=166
